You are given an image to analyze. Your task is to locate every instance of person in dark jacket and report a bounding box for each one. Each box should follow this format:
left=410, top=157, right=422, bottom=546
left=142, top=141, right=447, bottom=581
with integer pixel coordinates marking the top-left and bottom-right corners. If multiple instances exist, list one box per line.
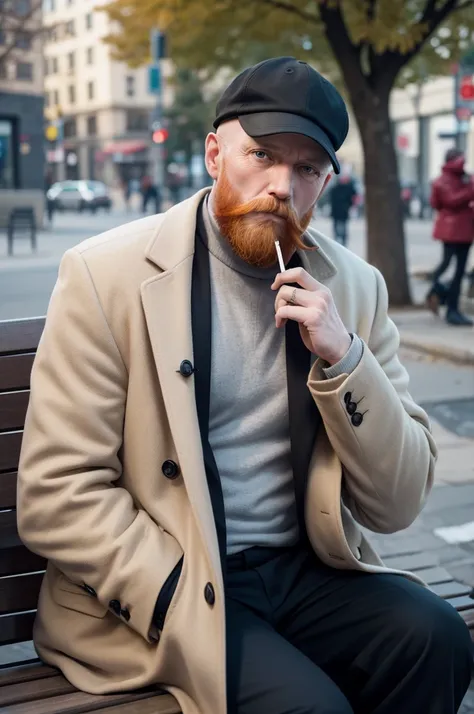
left=426, top=149, right=474, bottom=326
left=329, top=175, right=357, bottom=246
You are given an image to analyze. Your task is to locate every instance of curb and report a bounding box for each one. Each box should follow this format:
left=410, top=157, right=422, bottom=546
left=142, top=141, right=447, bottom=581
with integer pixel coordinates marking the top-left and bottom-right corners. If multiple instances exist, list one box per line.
left=399, top=334, right=474, bottom=366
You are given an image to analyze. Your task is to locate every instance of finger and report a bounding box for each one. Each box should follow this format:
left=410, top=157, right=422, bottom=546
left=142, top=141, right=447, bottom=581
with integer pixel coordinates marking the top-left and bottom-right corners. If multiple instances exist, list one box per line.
left=276, top=304, right=311, bottom=325
left=275, top=285, right=315, bottom=310
left=271, top=267, right=319, bottom=292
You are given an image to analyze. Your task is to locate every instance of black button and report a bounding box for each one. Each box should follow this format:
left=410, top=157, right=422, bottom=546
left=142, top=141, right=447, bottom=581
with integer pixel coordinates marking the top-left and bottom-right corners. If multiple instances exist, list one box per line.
left=204, top=582, right=215, bottom=606
left=179, top=360, right=194, bottom=378
left=83, top=584, right=96, bottom=597
left=344, top=392, right=352, bottom=405
left=121, top=607, right=131, bottom=622
left=347, top=401, right=357, bottom=416
left=162, top=460, right=180, bottom=480
left=109, top=599, right=121, bottom=616
left=352, top=412, right=363, bottom=427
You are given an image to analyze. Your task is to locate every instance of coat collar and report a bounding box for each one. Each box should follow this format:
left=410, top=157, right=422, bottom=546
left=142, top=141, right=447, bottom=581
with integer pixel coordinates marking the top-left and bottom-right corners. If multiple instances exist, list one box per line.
left=144, top=187, right=338, bottom=281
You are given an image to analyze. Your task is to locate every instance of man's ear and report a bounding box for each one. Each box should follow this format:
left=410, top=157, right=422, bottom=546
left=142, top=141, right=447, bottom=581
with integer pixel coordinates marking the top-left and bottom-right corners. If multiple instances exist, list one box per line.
left=205, top=133, right=220, bottom=180
left=319, top=171, right=333, bottom=198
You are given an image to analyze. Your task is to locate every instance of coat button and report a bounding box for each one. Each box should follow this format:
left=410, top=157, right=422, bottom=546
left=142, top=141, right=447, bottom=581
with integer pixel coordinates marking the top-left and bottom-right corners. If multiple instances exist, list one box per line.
left=347, top=401, right=357, bottom=416
left=83, top=584, right=96, bottom=597
left=162, top=460, right=180, bottom=479
left=204, top=582, right=215, bottom=606
left=344, top=391, right=352, bottom=405
left=109, top=599, right=121, bottom=616
left=352, top=412, right=363, bottom=427
left=179, top=360, right=194, bottom=377
left=121, top=607, right=131, bottom=622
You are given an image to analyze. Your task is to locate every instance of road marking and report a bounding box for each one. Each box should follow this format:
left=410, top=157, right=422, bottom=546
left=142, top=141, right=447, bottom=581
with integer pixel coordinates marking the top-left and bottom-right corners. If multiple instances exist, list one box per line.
left=435, top=521, right=474, bottom=544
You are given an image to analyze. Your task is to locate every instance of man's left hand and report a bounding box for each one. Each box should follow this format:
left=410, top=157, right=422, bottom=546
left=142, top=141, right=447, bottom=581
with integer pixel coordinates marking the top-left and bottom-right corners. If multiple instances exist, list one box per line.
left=272, top=267, right=351, bottom=365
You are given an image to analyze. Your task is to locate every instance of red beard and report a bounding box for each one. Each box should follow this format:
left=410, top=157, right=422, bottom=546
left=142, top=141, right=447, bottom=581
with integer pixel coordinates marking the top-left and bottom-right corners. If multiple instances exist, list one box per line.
left=212, top=167, right=314, bottom=268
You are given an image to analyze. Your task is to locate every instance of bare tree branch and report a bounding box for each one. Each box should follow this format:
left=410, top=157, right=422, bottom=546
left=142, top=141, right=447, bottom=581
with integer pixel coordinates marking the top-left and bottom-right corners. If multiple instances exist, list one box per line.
left=0, top=0, right=43, bottom=66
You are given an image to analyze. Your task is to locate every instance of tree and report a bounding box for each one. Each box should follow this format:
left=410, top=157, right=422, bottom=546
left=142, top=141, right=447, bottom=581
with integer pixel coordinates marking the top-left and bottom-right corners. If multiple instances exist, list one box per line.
left=103, top=0, right=474, bottom=305
left=0, top=0, right=44, bottom=72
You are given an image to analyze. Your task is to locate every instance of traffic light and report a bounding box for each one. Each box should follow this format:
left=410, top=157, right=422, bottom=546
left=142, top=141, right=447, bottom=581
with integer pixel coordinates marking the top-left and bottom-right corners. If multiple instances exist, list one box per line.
left=152, top=128, right=169, bottom=144
left=459, top=75, right=474, bottom=101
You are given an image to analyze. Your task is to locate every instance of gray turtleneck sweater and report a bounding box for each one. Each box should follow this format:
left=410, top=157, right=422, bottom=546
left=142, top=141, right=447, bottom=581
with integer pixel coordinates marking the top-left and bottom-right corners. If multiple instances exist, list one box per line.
left=201, top=198, right=363, bottom=555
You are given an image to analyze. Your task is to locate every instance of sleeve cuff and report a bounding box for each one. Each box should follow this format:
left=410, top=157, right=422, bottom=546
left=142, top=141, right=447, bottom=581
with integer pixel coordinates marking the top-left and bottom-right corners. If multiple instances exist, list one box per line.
left=322, top=334, right=364, bottom=379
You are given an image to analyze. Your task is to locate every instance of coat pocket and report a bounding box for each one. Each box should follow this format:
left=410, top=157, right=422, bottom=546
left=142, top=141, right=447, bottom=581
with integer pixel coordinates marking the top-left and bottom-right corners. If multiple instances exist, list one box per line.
left=52, top=573, right=108, bottom=619
left=153, top=555, right=184, bottom=631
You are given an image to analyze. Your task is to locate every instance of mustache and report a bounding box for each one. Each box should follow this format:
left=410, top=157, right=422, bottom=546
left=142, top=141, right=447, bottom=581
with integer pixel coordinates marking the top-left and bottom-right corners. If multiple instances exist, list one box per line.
left=214, top=196, right=293, bottom=220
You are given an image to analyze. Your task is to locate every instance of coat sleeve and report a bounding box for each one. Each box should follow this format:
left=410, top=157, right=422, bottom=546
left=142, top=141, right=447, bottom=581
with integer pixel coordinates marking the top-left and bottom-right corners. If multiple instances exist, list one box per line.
left=306, top=267, right=437, bottom=534
left=17, top=248, right=183, bottom=642
left=436, top=181, right=474, bottom=209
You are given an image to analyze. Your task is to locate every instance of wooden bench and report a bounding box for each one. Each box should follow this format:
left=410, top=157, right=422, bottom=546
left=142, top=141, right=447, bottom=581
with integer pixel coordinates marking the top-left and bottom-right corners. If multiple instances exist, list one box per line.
left=0, top=317, right=181, bottom=713
left=1, top=317, right=473, bottom=711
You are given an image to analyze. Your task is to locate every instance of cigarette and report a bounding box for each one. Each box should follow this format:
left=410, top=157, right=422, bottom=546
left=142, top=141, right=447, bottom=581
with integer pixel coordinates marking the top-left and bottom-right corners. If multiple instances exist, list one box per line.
left=275, top=241, right=285, bottom=273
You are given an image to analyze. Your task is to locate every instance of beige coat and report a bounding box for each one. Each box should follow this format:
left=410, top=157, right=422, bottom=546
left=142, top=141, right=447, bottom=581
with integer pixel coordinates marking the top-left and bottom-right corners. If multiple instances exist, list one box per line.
left=17, top=188, right=437, bottom=714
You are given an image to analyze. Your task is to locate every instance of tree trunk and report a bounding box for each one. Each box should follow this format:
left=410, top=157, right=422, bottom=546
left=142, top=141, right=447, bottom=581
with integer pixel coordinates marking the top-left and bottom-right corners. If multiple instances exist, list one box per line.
left=353, top=94, right=412, bottom=306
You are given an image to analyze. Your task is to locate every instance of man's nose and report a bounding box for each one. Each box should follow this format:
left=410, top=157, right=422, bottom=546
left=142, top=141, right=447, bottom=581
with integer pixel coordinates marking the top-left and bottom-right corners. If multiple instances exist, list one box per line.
left=267, top=165, right=292, bottom=202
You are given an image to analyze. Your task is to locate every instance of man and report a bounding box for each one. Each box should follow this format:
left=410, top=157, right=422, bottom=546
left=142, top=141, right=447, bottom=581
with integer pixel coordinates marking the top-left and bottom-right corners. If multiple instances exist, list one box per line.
left=329, top=172, right=357, bottom=246
left=17, top=58, right=472, bottom=714
left=426, top=148, right=474, bottom=326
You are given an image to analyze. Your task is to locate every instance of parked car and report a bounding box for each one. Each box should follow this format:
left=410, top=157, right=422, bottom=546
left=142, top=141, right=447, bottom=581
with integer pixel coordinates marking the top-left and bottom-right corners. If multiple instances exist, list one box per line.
left=46, top=181, right=112, bottom=213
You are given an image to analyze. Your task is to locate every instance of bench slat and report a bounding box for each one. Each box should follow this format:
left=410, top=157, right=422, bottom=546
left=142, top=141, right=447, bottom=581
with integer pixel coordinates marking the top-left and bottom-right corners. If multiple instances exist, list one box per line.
left=0, top=687, right=166, bottom=714
left=0, top=472, right=17, bottom=510
left=0, top=431, right=23, bottom=473
left=93, top=695, right=181, bottom=714
left=0, top=663, right=57, bottom=687
left=0, top=572, right=43, bottom=615
left=0, top=391, right=29, bottom=432
left=431, top=581, right=472, bottom=599
left=0, top=673, right=76, bottom=706
left=0, top=319, right=44, bottom=356
left=0, top=610, right=35, bottom=646
left=446, top=595, right=474, bottom=612
left=0, top=510, right=21, bottom=549
left=415, top=566, right=453, bottom=585
left=382, top=552, right=438, bottom=571
left=0, top=544, right=46, bottom=577
left=0, top=355, right=34, bottom=392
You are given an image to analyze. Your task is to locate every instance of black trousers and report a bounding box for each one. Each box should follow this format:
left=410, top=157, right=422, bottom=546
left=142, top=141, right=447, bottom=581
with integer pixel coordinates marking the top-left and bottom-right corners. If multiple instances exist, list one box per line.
left=225, top=545, right=472, bottom=714
left=333, top=219, right=348, bottom=246
left=431, top=242, right=472, bottom=311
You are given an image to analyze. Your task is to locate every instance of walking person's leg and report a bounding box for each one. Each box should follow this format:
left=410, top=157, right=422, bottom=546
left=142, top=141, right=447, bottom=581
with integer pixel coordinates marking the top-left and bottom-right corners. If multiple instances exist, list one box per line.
left=445, top=243, right=473, bottom=325
left=426, top=242, right=455, bottom=314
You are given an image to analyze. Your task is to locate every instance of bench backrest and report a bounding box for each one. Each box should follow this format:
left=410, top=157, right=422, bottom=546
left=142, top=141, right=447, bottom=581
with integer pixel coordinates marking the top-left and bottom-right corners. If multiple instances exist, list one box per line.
left=0, top=317, right=45, bottom=647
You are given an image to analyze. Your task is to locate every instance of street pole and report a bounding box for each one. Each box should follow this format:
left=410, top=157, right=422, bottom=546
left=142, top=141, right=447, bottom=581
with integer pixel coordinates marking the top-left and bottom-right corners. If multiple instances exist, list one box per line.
left=149, top=30, right=167, bottom=207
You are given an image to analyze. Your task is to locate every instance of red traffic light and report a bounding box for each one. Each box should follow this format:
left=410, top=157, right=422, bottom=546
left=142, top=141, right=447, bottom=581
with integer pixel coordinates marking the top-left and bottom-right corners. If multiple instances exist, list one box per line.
left=152, top=128, right=169, bottom=144
left=459, top=76, right=474, bottom=101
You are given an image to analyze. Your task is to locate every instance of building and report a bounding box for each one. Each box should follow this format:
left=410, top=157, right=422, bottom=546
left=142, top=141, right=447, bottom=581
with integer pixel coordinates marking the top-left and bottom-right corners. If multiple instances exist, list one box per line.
left=0, top=0, right=45, bottom=227
left=42, top=0, right=172, bottom=190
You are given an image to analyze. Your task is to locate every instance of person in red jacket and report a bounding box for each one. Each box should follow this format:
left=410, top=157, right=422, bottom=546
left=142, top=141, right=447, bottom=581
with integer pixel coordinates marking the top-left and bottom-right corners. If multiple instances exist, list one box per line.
left=426, top=148, right=474, bottom=326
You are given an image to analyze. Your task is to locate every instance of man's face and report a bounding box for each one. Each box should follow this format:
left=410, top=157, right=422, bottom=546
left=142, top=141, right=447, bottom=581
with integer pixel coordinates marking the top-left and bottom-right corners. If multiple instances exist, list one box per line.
left=205, top=120, right=332, bottom=268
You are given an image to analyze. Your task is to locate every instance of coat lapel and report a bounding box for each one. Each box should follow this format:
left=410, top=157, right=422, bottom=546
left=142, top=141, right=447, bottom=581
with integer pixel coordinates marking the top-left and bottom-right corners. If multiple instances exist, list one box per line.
left=140, top=189, right=223, bottom=584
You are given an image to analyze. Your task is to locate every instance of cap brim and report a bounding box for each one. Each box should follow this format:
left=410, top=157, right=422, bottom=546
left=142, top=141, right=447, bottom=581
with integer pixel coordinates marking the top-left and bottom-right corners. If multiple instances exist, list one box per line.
left=239, top=112, right=340, bottom=173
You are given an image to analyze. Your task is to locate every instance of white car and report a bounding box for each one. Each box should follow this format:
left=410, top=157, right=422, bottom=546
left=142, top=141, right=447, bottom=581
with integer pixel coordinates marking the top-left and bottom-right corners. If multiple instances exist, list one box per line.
left=47, top=181, right=112, bottom=213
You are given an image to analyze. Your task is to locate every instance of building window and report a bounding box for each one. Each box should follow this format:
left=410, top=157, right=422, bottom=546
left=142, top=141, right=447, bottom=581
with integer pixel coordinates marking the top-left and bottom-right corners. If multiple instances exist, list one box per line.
left=45, top=26, right=58, bottom=43
left=0, top=29, right=5, bottom=46
left=53, top=89, right=59, bottom=106
left=87, top=115, right=97, bottom=136
left=52, top=56, right=58, bottom=73
left=43, top=0, right=56, bottom=12
left=65, top=20, right=75, bottom=37
left=126, top=75, right=135, bottom=97
left=87, top=81, right=94, bottom=100
left=68, top=84, right=75, bottom=104
left=44, top=57, right=49, bottom=75
left=16, top=61, right=33, bottom=80
left=15, top=31, right=32, bottom=50
left=86, top=47, right=94, bottom=64
left=126, top=109, right=149, bottom=132
left=0, top=118, right=17, bottom=189
left=67, top=51, right=75, bottom=72
left=63, top=118, right=77, bottom=138
left=0, top=62, right=7, bottom=80
left=85, top=12, right=93, bottom=30
left=44, top=91, right=50, bottom=107
left=13, top=0, right=31, bottom=16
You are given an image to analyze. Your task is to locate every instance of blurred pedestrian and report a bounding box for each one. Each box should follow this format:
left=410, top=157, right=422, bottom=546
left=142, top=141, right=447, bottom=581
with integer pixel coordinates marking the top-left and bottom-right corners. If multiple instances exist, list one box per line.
left=122, top=179, right=132, bottom=211
left=141, top=174, right=161, bottom=214
left=329, top=174, right=357, bottom=246
left=44, top=170, right=55, bottom=225
left=426, top=148, right=474, bottom=326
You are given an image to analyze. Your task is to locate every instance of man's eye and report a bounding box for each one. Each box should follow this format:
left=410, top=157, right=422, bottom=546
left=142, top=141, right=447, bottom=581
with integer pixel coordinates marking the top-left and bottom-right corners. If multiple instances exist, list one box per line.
left=301, top=165, right=317, bottom=175
left=253, top=150, right=269, bottom=160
